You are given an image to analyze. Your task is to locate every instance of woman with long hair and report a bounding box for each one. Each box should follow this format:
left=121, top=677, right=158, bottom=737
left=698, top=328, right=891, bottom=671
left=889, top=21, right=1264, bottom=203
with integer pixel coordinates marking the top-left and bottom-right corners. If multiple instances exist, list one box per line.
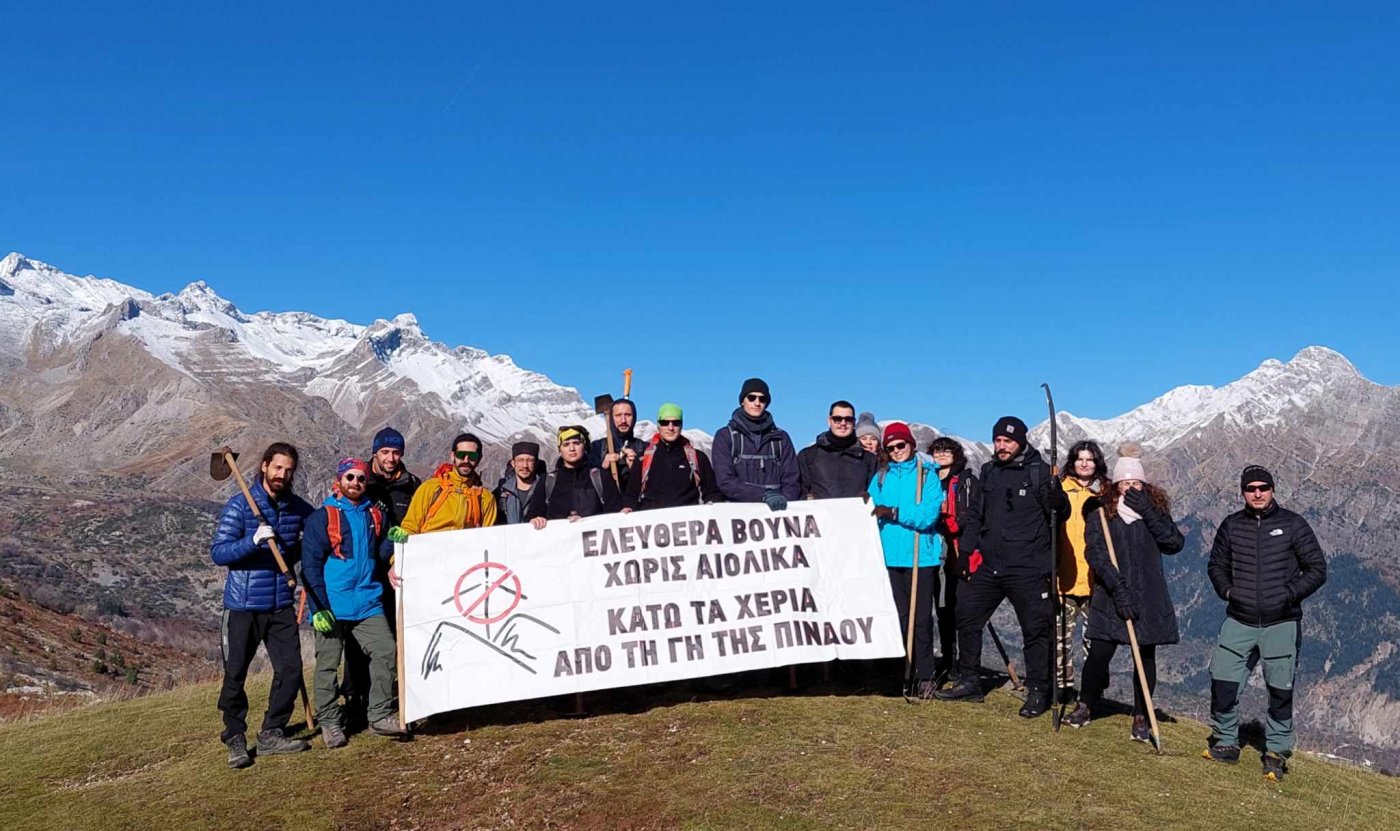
left=928, top=436, right=979, bottom=687
left=1057, top=440, right=1111, bottom=701
left=1066, top=444, right=1184, bottom=741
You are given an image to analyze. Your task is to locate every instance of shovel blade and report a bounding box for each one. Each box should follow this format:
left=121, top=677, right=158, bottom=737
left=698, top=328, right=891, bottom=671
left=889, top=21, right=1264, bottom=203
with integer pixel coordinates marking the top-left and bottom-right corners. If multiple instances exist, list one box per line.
left=210, top=447, right=238, bottom=481
left=593, top=394, right=614, bottom=415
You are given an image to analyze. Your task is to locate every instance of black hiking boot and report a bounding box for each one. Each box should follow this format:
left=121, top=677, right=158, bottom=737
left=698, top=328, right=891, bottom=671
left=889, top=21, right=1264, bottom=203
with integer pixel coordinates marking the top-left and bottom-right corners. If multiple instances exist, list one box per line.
left=933, top=675, right=983, bottom=702
left=369, top=716, right=410, bottom=740
left=256, top=728, right=311, bottom=755
left=321, top=721, right=348, bottom=750
left=1262, top=752, right=1288, bottom=782
left=1019, top=689, right=1050, bottom=718
left=1131, top=715, right=1152, bottom=743
left=226, top=735, right=252, bottom=769
left=1064, top=702, right=1092, bottom=729
left=1202, top=743, right=1241, bottom=764
left=914, top=678, right=938, bottom=700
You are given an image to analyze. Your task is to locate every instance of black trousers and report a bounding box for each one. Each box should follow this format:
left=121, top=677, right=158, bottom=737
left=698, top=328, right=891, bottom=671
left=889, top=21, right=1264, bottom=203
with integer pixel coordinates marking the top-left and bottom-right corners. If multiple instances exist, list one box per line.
left=934, top=561, right=959, bottom=670
left=955, top=571, right=1054, bottom=691
left=888, top=566, right=937, bottom=681
left=1081, top=638, right=1157, bottom=717
left=218, top=607, right=303, bottom=743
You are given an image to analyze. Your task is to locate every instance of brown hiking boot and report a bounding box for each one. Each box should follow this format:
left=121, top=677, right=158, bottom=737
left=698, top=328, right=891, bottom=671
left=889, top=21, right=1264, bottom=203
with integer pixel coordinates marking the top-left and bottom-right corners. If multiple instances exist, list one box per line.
left=256, top=728, right=311, bottom=755
left=369, top=716, right=410, bottom=740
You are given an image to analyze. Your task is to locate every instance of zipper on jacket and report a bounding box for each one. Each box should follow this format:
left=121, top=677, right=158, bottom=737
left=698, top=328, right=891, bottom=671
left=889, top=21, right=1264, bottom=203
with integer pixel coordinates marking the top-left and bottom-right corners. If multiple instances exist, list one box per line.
left=1255, top=517, right=1264, bottom=627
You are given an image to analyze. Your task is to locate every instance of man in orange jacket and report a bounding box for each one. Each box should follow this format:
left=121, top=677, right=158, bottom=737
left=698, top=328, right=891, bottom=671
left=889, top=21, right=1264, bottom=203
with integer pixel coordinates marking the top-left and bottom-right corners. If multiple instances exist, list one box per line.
left=392, top=433, right=499, bottom=540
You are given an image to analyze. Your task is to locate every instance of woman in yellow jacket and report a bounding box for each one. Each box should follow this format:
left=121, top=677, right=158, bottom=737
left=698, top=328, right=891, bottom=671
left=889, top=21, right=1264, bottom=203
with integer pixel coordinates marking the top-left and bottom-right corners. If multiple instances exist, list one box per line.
left=1057, top=440, right=1109, bottom=701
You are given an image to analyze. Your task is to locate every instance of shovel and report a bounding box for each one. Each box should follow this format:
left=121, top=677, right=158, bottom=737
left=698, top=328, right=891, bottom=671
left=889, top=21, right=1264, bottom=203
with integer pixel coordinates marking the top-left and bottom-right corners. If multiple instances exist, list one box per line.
left=594, top=394, right=618, bottom=485
left=210, top=446, right=317, bottom=731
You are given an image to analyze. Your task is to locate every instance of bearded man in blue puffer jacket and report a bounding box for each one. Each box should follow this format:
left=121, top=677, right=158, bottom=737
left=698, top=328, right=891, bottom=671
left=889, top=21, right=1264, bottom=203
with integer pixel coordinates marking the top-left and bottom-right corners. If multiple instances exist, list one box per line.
left=210, top=441, right=314, bottom=768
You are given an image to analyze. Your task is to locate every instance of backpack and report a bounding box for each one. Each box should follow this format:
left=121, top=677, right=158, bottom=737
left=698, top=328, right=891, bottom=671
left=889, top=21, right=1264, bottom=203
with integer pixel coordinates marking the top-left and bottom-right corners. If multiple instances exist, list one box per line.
left=639, top=437, right=703, bottom=502
left=729, top=426, right=784, bottom=472
left=326, top=504, right=384, bottom=560
left=545, top=468, right=608, bottom=511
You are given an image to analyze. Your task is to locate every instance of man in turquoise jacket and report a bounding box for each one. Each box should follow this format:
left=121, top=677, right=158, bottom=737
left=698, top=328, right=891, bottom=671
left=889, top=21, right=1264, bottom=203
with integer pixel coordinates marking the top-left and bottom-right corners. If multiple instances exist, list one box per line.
left=301, top=458, right=408, bottom=747
left=867, top=422, right=943, bottom=697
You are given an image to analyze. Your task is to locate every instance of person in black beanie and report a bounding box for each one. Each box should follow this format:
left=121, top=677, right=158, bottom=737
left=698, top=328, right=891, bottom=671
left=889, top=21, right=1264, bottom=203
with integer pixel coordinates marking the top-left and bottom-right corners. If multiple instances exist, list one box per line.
left=936, top=415, right=1069, bottom=718
left=711, top=378, right=800, bottom=510
left=588, top=397, right=648, bottom=490
left=493, top=441, right=547, bottom=526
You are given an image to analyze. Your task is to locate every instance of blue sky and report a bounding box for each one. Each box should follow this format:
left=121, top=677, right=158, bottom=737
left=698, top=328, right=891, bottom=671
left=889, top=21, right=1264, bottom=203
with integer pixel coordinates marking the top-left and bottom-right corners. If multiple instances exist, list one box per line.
left=4, top=2, right=1397, bottom=440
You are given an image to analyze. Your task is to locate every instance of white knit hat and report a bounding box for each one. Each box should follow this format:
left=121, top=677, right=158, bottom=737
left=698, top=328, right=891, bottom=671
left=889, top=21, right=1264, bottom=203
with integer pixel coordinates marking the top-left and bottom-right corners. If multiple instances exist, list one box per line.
left=1112, top=442, right=1147, bottom=482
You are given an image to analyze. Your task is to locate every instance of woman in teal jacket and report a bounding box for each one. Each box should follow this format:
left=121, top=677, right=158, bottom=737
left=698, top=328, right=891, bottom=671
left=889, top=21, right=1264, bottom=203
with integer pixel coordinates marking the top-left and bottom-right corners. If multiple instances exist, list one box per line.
left=867, top=422, right=944, bottom=697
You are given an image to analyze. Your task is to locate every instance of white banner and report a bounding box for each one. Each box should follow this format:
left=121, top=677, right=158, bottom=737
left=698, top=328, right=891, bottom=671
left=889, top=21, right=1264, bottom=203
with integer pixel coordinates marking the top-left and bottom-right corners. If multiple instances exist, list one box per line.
left=398, top=497, right=904, bottom=722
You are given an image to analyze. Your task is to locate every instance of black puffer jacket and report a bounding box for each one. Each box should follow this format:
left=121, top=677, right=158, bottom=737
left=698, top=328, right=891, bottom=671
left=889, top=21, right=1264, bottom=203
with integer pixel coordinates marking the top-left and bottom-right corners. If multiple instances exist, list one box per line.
left=1083, top=500, right=1184, bottom=646
left=977, top=444, right=1070, bottom=576
left=797, top=432, right=877, bottom=499
left=1208, top=500, right=1327, bottom=626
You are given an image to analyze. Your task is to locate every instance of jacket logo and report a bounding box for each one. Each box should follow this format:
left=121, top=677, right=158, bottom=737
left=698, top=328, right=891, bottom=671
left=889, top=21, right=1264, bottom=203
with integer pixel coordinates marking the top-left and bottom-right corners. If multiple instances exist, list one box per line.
left=1018, top=489, right=1026, bottom=497
left=1270, top=528, right=1284, bottom=536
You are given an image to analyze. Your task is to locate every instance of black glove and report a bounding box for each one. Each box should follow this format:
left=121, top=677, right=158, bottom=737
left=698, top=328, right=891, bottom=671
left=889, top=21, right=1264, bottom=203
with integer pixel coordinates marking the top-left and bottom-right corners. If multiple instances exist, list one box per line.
left=762, top=490, right=788, bottom=512
left=871, top=505, right=897, bottom=522
left=1122, top=487, right=1153, bottom=516
left=1114, top=592, right=1140, bottom=621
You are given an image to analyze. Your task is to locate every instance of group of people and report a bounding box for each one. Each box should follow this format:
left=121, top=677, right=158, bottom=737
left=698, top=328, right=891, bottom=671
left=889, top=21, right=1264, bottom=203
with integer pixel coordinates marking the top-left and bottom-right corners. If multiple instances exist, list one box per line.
left=209, top=378, right=1328, bottom=783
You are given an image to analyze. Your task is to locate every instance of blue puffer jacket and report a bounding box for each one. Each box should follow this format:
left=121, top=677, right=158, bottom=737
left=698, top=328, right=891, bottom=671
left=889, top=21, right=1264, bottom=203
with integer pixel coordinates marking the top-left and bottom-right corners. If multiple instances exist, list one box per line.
left=868, top=457, right=944, bottom=568
left=711, top=410, right=801, bottom=503
left=300, top=494, right=394, bottom=622
left=210, top=480, right=314, bottom=611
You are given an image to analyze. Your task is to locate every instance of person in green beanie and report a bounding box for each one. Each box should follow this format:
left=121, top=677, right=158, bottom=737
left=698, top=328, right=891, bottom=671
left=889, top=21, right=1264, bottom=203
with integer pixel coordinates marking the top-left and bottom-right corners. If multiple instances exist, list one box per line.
left=622, top=403, right=722, bottom=511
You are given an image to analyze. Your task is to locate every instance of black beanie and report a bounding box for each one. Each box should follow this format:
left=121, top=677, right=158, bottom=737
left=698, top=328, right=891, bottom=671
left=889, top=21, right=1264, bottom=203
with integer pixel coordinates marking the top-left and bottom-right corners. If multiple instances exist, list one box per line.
left=993, top=416, right=1028, bottom=444
left=511, top=441, right=540, bottom=459
left=1241, top=465, right=1275, bottom=491
left=740, top=378, right=771, bottom=402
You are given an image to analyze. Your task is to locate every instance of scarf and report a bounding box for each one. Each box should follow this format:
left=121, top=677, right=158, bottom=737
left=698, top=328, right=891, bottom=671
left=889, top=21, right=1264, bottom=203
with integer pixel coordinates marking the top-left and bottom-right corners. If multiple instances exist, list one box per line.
left=823, top=430, right=857, bottom=450
left=731, top=407, right=775, bottom=434
left=1117, top=498, right=1142, bottom=526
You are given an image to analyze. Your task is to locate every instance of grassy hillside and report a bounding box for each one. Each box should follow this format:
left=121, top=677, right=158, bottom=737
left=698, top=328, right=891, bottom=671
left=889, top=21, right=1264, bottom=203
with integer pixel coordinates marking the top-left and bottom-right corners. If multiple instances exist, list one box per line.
left=2, top=677, right=1397, bottom=831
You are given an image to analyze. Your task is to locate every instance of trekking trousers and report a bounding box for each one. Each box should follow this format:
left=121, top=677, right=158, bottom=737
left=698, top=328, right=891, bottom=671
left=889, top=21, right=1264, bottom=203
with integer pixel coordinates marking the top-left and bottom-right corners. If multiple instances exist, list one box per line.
left=1056, top=594, right=1091, bottom=691
left=218, top=607, right=303, bottom=744
left=934, top=561, right=959, bottom=672
left=314, top=613, right=399, bottom=727
left=1209, top=618, right=1301, bottom=756
left=1079, top=637, right=1157, bottom=718
left=955, top=571, right=1054, bottom=691
left=888, top=566, right=937, bottom=682
left=343, top=585, right=397, bottom=714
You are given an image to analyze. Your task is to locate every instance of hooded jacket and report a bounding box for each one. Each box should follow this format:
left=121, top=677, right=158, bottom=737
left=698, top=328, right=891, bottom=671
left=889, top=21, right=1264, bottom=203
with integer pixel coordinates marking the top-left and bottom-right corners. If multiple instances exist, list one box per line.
left=401, top=464, right=499, bottom=534
left=797, top=431, right=877, bottom=500
left=1083, top=499, right=1184, bottom=645
left=301, top=493, right=395, bottom=621
left=977, top=442, right=1071, bottom=576
left=1057, top=477, right=1101, bottom=596
left=867, top=457, right=944, bottom=568
left=1208, top=500, right=1327, bottom=627
left=588, top=433, right=648, bottom=490
left=210, top=479, right=314, bottom=612
left=711, top=409, right=801, bottom=503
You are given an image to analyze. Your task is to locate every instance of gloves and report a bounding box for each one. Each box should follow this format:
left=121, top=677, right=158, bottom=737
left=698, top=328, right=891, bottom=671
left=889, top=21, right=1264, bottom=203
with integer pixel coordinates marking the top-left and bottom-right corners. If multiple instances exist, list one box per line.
left=762, top=490, right=788, bottom=512
left=1114, top=593, right=1140, bottom=621
left=960, top=549, right=983, bottom=580
left=387, top=525, right=410, bottom=544
left=871, top=505, right=897, bottom=522
left=252, top=525, right=276, bottom=546
left=1122, top=487, right=1153, bottom=516
left=944, top=514, right=960, bottom=535
left=312, top=609, right=336, bottom=634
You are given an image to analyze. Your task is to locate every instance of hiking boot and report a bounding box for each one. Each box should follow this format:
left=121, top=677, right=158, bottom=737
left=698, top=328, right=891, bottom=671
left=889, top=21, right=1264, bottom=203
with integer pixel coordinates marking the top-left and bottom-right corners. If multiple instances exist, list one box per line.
left=933, top=675, right=984, bottom=702
left=321, top=721, right=348, bottom=750
left=226, top=735, right=252, bottom=769
left=256, top=728, right=311, bottom=755
left=1064, top=702, right=1092, bottom=729
left=1019, top=689, right=1050, bottom=718
left=1131, top=715, right=1152, bottom=743
left=1262, top=752, right=1288, bottom=782
left=369, top=716, right=410, bottom=740
left=1202, top=743, right=1241, bottom=764
left=915, top=679, right=937, bottom=700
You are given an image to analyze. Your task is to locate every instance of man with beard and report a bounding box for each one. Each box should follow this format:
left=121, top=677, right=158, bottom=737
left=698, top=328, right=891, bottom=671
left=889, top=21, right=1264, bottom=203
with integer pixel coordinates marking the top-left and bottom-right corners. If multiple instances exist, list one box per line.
left=536, top=426, right=621, bottom=527
left=394, top=433, right=498, bottom=536
left=301, top=458, right=407, bottom=747
left=936, top=416, right=1069, bottom=718
left=798, top=400, right=877, bottom=501
left=493, top=441, right=548, bottom=525
left=622, top=403, right=723, bottom=511
left=711, top=378, right=800, bottom=511
left=589, top=398, right=647, bottom=490
left=210, top=441, right=315, bottom=768
left=1203, top=465, right=1327, bottom=781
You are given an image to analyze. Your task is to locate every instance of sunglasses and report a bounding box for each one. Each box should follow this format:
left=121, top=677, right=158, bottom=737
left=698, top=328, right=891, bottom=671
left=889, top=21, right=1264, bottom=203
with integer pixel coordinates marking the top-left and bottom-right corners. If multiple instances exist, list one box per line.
left=830, top=416, right=855, bottom=424
left=658, top=419, right=682, bottom=427
left=341, top=472, right=366, bottom=483
left=1243, top=484, right=1273, bottom=494
left=744, top=394, right=769, bottom=404
left=885, top=441, right=910, bottom=452
left=453, top=449, right=482, bottom=461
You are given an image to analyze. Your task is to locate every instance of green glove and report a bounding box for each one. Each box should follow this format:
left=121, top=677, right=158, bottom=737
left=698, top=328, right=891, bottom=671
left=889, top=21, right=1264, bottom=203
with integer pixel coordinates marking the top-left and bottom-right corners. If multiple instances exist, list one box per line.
left=387, top=525, right=410, bottom=544
left=312, top=609, right=336, bottom=634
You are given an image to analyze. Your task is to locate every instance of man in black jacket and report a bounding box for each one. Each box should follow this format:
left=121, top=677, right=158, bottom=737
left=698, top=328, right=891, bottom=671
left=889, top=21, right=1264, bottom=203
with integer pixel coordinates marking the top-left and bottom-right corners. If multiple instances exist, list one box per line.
left=1202, top=465, right=1326, bottom=781
left=589, top=398, right=648, bottom=490
left=622, top=403, right=722, bottom=511
left=936, top=416, right=1069, bottom=717
left=798, top=400, right=877, bottom=500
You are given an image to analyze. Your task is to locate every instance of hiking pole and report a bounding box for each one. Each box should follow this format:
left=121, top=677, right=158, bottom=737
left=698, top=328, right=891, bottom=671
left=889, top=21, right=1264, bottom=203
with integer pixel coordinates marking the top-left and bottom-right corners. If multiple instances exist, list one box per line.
left=211, top=447, right=317, bottom=731
left=1096, top=508, right=1164, bottom=753
left=902, top=463, right=925, bottom=702
left=986, top=622, right=1022, bottom=690
left=1042, top=383, right=1063, bottom=732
